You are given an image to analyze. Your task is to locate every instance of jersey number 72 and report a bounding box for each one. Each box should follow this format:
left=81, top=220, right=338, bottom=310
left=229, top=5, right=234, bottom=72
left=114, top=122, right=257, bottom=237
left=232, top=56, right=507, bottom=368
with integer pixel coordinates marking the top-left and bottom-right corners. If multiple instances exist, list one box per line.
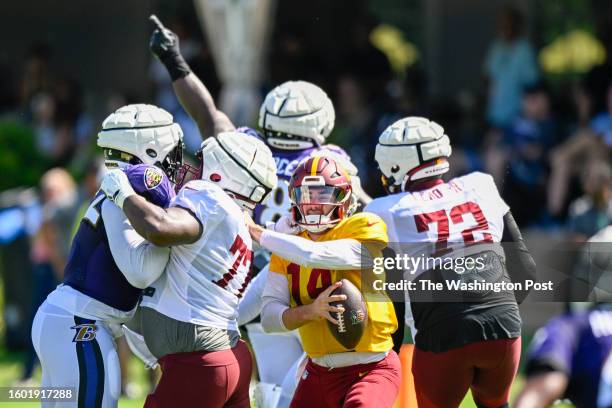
left=414, top=201, right=493, bottom=253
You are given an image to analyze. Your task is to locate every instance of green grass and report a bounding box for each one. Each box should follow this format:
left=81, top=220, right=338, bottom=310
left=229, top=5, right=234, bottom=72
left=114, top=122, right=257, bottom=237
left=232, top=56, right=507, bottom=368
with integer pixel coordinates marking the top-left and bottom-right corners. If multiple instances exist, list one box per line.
left=0, top=346, right=567, bottom=408
left=0, top=347, right=146, bottom=407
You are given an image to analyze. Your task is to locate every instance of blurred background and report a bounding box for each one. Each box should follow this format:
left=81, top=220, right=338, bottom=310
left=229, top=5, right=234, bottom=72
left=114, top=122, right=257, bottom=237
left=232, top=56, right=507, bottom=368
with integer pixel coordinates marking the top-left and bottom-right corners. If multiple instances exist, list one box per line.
left=0, top=0, right=611, bottom=406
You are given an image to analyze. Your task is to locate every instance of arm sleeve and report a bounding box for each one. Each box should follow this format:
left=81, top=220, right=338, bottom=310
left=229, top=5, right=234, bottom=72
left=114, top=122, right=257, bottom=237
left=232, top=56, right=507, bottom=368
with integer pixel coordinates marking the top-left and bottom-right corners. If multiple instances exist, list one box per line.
left=501, top=211, right=537, bottom=303
left=102, top=200, right=170, bottom=289
left=237, top=264, right=269, bottom=326
left=260, top=271, right=291, bottom=333
left=259, top=230, right=374, bottom=270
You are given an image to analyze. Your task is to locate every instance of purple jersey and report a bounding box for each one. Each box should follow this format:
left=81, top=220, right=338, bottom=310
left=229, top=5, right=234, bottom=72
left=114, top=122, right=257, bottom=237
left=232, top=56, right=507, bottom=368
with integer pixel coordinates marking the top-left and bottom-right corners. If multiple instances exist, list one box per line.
left=63, top=165, right=174, bottom=311
left=526, top=307, right=612, bottom=408
left=125, top=164, right=176, bottom=207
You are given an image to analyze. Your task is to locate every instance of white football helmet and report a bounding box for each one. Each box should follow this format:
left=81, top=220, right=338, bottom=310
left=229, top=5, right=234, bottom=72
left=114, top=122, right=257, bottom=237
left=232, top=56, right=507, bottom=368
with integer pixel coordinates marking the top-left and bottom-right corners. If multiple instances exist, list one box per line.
left=97, top=104, right=184, bottom=182
left=258, top=81, right=335, bottom=150
left=375, top=116, right=452, bottom=193
left=198, top=131, right=278, bottom=211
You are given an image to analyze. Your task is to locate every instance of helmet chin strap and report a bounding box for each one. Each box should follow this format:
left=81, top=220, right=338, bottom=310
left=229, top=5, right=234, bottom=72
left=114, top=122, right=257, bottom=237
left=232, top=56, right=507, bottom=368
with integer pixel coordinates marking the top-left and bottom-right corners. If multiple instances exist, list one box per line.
left=296, top=206, right=339, bottom=233
left=403, top=177, right=444, bottom=192
left=104, top=160, right=131, bottom=170
left=224, top=190, right=256, bottom=212
left=266, top=137, right=315, bottom=150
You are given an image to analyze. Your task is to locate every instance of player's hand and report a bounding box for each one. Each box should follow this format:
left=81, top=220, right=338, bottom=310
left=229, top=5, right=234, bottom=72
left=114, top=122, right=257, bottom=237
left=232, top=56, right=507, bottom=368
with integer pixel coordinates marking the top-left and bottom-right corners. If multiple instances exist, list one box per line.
left=149, top=14, right=181, bottom=62
left=100, top=169, right=136, bottom=209
left=306, top=281, right=347, bottom=325
left=266, top=213, right=303, bottom=235
left=244, top=211, right=265, bottom=243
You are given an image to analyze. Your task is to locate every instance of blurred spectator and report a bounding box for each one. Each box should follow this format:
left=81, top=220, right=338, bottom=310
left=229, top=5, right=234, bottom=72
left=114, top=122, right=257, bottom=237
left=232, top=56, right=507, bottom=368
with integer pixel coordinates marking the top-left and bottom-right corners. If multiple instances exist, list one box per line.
left=19, top=44, right=52, bottom=113
left=21, top=168, right=78, bottom=382
left=483, top=6, right=538, bottom=128
left=29, top=83, right=85, bottom=168
left=583, top=26, right=612, bottom=117
left=70, top=158, right=105, bottom=236
left=515, top=303, right=612, bottom=408
left=548, top=83, right=603, bottom=217
left=566, top=161, right=612, bottom=243
left=492, top=83, right=558, bottom=226
left=590, top=81, right=612, bottom=147
left=0, top=187, right=40, bottom=350
left=269, top=26, right=327, bottom=87
left=333, top=73, right=388, bottom=195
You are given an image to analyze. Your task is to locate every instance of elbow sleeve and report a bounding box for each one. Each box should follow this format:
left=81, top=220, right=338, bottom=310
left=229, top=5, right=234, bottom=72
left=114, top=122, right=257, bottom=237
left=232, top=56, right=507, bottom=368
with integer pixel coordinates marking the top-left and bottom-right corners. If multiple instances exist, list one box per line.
left=127, top=244, right=170, bottom=289
left=102, top=200, right=170, bottom=289
left=261, top=300, right=289, bottom=333
left=502, top=211, right=537, bottom=303
left=260, top=230, right=365, bottom=270
left=237, top=265, right=268, bottom=326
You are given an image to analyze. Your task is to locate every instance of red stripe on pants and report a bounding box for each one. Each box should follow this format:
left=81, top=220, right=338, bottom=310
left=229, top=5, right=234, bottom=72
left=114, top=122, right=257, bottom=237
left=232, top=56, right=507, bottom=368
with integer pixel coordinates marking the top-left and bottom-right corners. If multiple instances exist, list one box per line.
left=412, top=337, right=521, bottom=408
left=145, top=340, right=253, bottom=408
left=291, top=350, right=401, bottom=408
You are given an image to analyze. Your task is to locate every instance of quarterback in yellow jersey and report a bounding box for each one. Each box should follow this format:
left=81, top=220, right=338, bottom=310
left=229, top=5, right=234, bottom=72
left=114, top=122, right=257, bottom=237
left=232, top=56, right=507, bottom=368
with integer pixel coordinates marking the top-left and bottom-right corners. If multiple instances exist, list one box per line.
left=247, top=155, right=400, bottom=408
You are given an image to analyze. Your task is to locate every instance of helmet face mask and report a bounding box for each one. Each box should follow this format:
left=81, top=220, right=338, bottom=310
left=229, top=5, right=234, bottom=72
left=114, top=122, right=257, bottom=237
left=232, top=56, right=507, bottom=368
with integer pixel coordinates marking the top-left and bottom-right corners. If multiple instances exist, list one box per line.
left=175, top=149, right=203, bottom=192
left=292, top=184, right=351, bottom=232
left=289, top=156, right=354, bottom=233
left=160, top=141, right=185, bottom=184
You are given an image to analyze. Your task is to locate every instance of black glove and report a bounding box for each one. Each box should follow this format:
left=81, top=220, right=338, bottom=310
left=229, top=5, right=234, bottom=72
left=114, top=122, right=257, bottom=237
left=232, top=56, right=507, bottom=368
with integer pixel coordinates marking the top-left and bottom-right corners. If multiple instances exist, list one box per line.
left=149, top=15, right=191, bottom=81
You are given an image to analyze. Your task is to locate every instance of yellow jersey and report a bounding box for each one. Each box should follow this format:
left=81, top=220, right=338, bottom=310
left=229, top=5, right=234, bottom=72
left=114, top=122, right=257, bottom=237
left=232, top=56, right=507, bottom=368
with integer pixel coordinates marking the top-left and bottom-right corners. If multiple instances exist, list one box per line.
left=269, top=212, right=398, bottom=357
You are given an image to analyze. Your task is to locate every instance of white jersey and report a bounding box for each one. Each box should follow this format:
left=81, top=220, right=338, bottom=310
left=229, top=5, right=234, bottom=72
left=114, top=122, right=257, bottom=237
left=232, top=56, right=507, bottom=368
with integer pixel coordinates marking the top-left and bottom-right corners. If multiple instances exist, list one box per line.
left=365, top=172, right=508, bottom=253
left=365, top=172, right=509, bottom=330
left=140, top=180, right=253, bottom=332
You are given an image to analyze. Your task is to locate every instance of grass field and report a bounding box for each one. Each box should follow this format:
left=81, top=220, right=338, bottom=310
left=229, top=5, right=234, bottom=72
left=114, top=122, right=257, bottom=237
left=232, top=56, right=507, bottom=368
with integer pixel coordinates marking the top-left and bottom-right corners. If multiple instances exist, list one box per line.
left=0, top=345, right=554, bottom=408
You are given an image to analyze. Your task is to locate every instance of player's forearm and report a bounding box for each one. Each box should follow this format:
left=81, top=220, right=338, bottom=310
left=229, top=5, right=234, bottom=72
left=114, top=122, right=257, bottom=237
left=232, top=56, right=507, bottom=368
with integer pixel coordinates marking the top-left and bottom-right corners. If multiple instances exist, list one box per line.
left=121, top=195, right=202, bottom=247
left=172, top=73, right=235, bottom=138
left=237, top=265, right=269, bottom=326
left=256, top=229, right=367, bottom=270
left=502, top=211, right=537, bottom=303
left=281, top=304, right=317, bottom=331
left=122, top=195, right=173, bottom=245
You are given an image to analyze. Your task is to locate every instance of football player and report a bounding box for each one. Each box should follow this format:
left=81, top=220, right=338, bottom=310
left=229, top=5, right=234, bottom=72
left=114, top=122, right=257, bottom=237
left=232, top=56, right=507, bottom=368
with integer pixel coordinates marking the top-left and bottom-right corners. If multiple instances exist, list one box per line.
left=365, top=116, right=537, bottom=408
left=31, top=104, right=184, bottom=408
left=98, top=130, right=277, bottom=408
left=248, top=155, right=401, bottom=408
left=148, top=15, right=370, bottom=406
left=514, top=303, right=612, bottom=408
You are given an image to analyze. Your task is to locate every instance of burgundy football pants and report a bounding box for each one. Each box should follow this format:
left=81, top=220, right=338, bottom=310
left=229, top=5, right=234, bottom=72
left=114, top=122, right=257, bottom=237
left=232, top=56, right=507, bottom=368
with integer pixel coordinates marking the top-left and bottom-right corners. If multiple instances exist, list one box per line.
left=412, top=337, right=521, bottom=408
left=144, top=340, right=252, bottom=408
left=290, top=350, right=401, bottom=408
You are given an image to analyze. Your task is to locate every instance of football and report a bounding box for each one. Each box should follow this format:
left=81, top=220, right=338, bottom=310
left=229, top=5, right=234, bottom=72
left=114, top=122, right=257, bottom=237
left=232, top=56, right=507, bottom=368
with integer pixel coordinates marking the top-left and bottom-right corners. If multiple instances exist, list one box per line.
left=327, top=279, right=368, bottom=350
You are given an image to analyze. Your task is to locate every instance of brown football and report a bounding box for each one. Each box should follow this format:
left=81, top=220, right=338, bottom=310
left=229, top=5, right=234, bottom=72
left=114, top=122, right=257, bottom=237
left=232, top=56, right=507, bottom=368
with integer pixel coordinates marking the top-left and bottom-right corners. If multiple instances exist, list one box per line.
left=327, top=279, right=368, bottom=350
